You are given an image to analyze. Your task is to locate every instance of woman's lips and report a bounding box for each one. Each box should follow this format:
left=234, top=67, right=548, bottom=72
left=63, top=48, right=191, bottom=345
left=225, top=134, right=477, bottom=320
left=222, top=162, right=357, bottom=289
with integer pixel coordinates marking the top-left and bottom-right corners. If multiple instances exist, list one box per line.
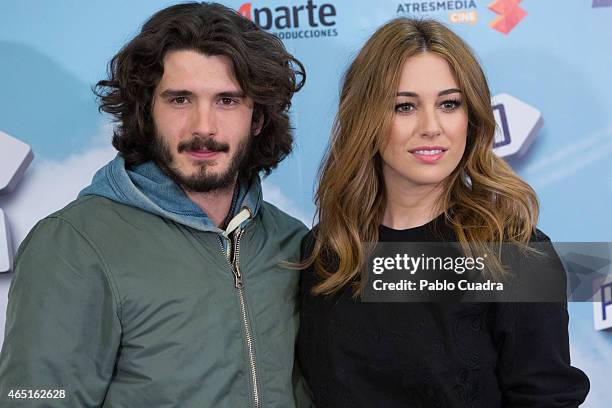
left=410, top=148, right=446, bottom=163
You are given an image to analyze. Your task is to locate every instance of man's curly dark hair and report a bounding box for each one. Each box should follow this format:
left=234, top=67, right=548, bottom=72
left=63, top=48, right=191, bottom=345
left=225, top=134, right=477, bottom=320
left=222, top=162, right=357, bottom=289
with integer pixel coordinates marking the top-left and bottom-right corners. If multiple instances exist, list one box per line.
left=94, top=2, right=305, bottom=177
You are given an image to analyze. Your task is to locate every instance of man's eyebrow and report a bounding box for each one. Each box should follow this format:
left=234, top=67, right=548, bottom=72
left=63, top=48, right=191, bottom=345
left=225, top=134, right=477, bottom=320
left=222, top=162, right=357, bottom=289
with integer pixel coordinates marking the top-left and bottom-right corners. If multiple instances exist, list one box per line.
left=159, top=89, right=194, bottom=98
left=396, top=88, right=462, bottom=97
left=158, top=89, right=246, bottom=98
left=218, top=91, right=245, bottom=98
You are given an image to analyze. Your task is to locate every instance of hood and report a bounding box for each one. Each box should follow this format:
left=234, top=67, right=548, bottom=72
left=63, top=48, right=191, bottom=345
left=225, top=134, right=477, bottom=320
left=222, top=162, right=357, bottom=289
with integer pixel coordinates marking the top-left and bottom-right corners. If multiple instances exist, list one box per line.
left=79, top=155, right=262, bottom=233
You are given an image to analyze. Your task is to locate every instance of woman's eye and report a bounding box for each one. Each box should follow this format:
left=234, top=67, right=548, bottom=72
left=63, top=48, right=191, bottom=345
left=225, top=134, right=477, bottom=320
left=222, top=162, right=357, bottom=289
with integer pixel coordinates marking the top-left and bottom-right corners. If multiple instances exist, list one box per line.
left=440, top=100, right=461, bottom=111
left=395, top=103, right=414, bottom=113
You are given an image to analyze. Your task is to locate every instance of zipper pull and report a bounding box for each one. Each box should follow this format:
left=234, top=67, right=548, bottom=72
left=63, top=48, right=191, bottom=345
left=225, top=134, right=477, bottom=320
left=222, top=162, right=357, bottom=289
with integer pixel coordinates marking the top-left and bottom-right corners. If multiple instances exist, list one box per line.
left=233, top=264, right=244, bottom=289
left=231, top=229, right=244, bottom=289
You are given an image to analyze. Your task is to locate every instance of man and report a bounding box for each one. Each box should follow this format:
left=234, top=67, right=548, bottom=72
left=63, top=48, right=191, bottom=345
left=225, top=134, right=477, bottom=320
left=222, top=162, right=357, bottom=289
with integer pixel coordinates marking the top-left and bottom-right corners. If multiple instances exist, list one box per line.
left=0, top=3, right=310, bottom=407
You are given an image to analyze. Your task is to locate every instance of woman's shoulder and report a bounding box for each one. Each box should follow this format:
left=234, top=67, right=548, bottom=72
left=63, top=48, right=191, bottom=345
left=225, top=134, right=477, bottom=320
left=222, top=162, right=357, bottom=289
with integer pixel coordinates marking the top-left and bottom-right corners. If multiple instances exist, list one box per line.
left=504, top=227, right=567, bottom=301
left=530, top=228, right=552, bottom=243
left=299, top=227, right=325, bottom=296
left=506, top=227, right=558, bottom=266
left=300, top=226, right=318, bottom=259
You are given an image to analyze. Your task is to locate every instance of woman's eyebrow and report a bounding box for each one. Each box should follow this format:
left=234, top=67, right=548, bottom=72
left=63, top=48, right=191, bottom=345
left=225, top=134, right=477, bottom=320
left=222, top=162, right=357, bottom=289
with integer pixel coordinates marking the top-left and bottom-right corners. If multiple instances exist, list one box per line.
left=396, top=88, right=462, bottom=97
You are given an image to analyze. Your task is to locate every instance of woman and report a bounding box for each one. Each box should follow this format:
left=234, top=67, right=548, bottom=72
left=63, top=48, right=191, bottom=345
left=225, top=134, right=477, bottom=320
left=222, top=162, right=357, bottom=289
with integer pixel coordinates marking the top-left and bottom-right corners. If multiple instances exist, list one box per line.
left=297, top=18, right=589, bottom=407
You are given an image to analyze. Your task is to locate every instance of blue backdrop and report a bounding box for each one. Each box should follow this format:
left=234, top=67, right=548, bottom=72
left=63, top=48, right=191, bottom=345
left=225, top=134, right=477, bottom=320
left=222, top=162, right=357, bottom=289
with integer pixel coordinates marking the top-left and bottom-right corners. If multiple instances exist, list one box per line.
left=1, top=1, right=611, bottom=405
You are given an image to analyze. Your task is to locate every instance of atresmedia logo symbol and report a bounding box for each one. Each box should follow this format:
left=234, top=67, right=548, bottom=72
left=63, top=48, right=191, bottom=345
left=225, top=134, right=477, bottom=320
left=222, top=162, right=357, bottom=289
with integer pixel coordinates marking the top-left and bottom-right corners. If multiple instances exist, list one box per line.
left=0, top=131, right=33, bottom=273
left=488, top=0, right=527, bottom=34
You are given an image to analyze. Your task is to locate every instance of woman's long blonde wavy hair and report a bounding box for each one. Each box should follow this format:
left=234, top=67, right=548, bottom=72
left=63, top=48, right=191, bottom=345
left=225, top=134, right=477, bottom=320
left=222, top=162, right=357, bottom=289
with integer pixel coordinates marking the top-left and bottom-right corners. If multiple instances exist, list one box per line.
left=304, top=18, right=539, bottom=296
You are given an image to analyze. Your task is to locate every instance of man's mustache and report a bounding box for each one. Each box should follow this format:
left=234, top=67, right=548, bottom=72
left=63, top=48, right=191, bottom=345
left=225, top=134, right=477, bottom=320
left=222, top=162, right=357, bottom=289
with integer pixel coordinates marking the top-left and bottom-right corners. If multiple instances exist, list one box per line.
left=177, top=137, right=230, bottom=153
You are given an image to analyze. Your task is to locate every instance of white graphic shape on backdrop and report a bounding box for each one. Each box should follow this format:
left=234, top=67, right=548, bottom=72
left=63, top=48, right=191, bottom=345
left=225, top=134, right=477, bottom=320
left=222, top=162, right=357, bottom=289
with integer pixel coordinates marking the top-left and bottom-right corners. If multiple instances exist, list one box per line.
left=0, top=131, right=33, bottom=193
left=1, top=131, right=33, bottom=273
left=0, top=210, right=11, bottom=273
left=593, top=278, right=612, bottom=331
left=491, top=93, right=543, bottom=158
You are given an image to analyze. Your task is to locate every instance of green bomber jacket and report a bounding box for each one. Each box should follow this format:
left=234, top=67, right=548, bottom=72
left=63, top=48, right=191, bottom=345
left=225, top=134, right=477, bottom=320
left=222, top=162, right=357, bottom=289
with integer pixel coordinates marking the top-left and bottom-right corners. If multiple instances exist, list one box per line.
left=0, top=194, right=311, bottom=407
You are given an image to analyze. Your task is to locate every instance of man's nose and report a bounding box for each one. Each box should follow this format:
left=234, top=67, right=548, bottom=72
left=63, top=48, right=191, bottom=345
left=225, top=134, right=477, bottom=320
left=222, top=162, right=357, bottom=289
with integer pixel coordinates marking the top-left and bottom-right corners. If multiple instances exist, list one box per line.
left=190, top=103, right=218, bottom=137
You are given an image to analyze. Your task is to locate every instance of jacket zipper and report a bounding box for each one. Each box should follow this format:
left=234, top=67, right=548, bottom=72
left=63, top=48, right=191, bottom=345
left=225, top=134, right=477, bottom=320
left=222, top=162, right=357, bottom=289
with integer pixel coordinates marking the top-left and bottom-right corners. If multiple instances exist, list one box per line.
left=219, top=226, right=261, bottom=408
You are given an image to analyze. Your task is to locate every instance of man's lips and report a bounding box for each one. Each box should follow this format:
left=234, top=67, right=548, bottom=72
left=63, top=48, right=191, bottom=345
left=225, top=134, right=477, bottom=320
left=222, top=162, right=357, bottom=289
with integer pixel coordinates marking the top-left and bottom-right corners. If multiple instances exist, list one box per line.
left=177, top=136, right=230, bottom=160
left=184, top=148, right=222, bottom=160
left=409, top=146, right=448, bottom=163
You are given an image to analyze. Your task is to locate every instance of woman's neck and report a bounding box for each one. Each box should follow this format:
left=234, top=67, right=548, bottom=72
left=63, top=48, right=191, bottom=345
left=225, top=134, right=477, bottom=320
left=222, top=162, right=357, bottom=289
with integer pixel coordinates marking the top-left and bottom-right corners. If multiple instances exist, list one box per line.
left=382, top=179, right=444, bottom=230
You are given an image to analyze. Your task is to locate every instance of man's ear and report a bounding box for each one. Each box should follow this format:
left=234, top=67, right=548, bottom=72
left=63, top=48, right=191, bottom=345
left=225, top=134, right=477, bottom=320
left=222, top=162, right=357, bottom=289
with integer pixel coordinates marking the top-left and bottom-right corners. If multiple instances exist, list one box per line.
left=252, top=110, right=264, bottom=136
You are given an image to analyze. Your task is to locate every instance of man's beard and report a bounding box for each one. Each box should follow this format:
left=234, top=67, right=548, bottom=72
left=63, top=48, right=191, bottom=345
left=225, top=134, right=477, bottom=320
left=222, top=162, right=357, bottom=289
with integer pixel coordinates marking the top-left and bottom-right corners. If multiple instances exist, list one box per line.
left=152, top=132, right=251, bottom=193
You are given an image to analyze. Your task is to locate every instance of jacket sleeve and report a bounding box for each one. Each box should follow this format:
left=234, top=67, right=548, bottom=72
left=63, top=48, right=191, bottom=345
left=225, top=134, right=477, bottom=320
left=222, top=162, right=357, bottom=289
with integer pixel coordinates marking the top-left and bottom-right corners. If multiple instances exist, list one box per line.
left=293, top=358, right=316, bottom=408
left=0, top=216, right=122, bottom=407
left=493, top=232, right=590, bottom=407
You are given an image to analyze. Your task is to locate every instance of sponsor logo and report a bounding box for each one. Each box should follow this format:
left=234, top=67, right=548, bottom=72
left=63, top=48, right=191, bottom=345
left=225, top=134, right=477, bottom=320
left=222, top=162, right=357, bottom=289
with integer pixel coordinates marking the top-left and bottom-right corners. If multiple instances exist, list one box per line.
left=488, top=0, right=527, bottom=34
left=0, top=131, right=33, bottom=273
left=396, top=1, right=479, bottom=26
left=491, top=94, right=542, bottom=158
left=238, top=1, right=338, bottom=40
left=593, top=0, right=612, bottom=7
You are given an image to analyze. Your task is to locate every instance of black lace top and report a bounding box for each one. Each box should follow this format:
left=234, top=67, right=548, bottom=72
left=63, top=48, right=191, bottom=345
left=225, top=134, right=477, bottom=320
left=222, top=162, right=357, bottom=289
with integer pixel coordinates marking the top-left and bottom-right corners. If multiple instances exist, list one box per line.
left=297, top=216, right=590, bottom=407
